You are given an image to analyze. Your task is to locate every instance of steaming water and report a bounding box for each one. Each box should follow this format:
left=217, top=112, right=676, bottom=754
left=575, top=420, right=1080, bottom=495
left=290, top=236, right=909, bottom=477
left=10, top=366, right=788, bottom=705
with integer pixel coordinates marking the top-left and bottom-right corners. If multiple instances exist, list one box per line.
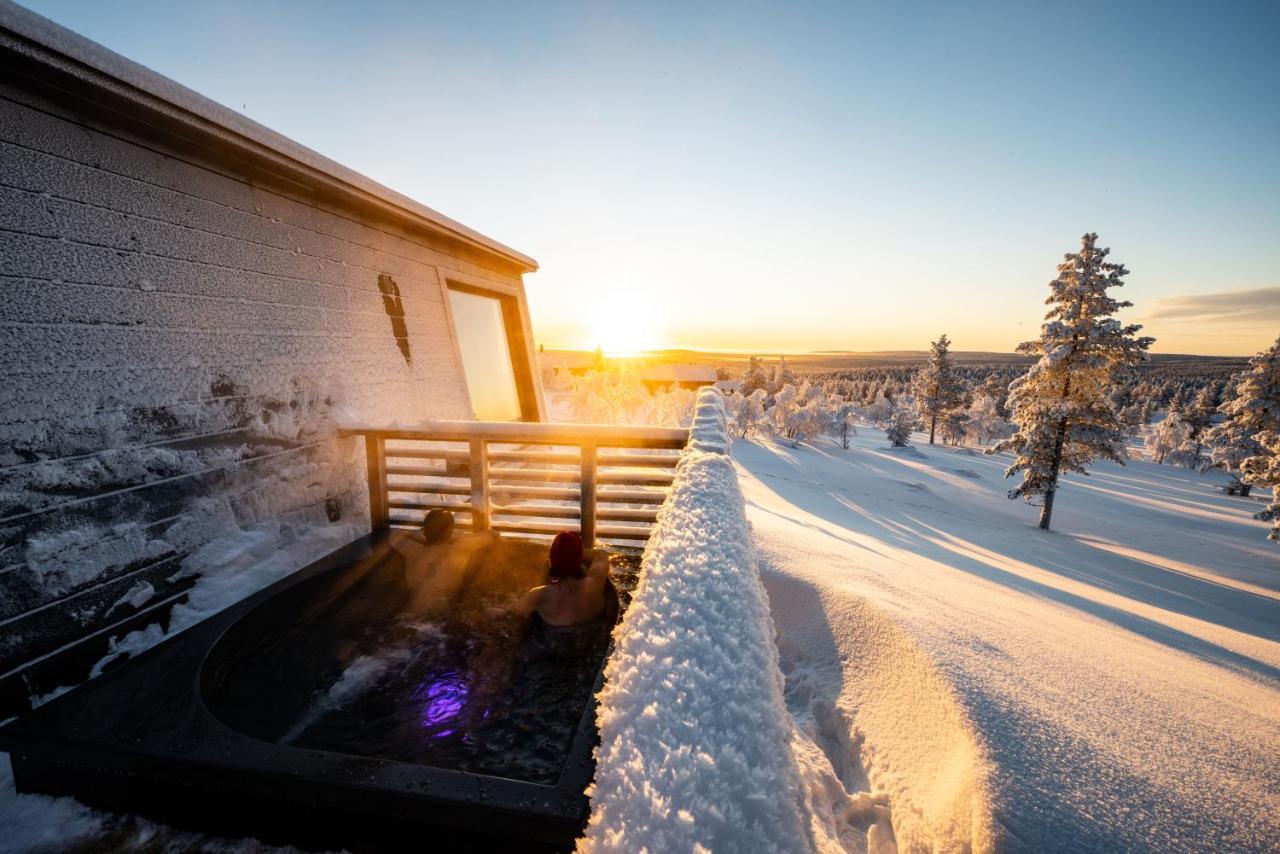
left=282, top=612, right=609, bottom=784
left=204, top=536, right=634, bottom=785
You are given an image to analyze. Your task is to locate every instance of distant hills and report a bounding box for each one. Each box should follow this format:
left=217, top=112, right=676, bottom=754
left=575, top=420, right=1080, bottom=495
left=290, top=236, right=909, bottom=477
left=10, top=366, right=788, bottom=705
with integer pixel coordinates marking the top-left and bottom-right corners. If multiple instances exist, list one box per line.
left=547, top=348, right=1248, bottom=372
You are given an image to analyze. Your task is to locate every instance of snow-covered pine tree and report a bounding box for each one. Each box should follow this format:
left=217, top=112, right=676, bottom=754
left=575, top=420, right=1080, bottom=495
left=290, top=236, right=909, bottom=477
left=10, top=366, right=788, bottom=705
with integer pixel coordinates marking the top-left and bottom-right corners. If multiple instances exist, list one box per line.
left=885, top=399, right=917, bottom=447
left=1172, top=384, right=1218, bottom=468
left=731, top=388, right=769, bottom=437
left=976, top=373, right=1011, bottom=417
left=769, top=382, right=826, bottom=447
left=965, top=386, right=1013, bottom=444
left=1242, top=432, right=1280, bottom=541
left=823, top=393, right=859, bottom=449
left=939, top=409, right=971, bottom=445
left=989, top=233, right=1154, bottom=530
left=1204, top=336, right=1280, bottom=500
left=740, top=356, right=770, bottom=396
left=911, top=334, right=966, bottom=444
left=862, top=388, right=893, bottom=426
left=770, top=357, right=798, bottom=396
left=1145, top=410, right=1190, bottom=465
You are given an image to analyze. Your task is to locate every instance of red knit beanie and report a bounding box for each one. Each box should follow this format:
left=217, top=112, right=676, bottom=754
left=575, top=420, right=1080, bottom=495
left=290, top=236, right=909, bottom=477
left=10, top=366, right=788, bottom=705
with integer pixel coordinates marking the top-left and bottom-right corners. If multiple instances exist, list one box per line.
left=548, top=531, right=584, bottom=580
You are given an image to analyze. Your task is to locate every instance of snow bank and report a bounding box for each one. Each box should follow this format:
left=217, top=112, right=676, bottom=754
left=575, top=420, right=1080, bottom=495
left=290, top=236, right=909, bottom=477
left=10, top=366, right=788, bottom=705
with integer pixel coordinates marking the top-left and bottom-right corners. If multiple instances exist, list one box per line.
left=737, top=427, right=1280, bottom=852
left=581, top=389, right=814, bottom=853
left=87, top=517, right=361, bottom=680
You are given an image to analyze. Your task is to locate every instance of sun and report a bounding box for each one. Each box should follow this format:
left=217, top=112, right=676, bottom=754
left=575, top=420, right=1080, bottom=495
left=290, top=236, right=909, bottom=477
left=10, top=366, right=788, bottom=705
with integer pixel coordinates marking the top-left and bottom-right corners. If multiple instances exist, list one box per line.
left=586, top=291, right=664, bottom=356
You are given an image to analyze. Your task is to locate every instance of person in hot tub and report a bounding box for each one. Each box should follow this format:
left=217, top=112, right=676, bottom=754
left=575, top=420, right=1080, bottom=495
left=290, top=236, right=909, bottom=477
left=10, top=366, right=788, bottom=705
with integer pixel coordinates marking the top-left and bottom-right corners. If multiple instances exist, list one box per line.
left=396, top=508, right=498, bottom=614
left=516, top=531, right=609, bottom=629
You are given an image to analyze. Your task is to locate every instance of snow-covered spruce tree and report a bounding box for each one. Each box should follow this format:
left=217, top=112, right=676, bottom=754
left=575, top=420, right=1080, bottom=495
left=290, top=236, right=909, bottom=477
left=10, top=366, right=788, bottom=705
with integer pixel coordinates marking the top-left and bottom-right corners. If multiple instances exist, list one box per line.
left=770, top=381, right=827, bottom=447
left=769, top=357, right=798, bottom=396
left=731, top=388, right=769, bottom=437
left=740, top=356, right=770, bottom=396
left=965, top=387, right=1013, bottom=445
left=1145, top=410, right=1190, bottom=465
left=1242, top=431, right=1280, bottom=541
left=862, top=387, right=893, bottom=426
left=939, top=409, right=971, bottom=445
left=989, top=233, right=1153, bottom=530
left=829, top=399, right=859, bottom=449
left=1205, top=336, right=1280, bottom=499
left=912, top=333, right=966, bottom=444
left=885, top=399, right=917, bottom=447
left=1176, top=385, right=1218, bottom=466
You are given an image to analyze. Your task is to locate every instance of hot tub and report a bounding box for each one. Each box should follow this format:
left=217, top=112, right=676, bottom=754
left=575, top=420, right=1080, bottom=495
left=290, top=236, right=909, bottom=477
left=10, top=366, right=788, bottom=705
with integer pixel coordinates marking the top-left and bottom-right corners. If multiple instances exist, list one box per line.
left=0, top=530, right=623, bottom=852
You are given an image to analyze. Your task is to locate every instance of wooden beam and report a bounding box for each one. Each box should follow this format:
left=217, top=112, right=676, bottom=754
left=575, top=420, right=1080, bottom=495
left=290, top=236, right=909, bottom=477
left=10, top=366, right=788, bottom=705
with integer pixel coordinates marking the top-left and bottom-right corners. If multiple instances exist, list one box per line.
left=469, top=438, right=490, bottom=533
left=365, top=434, right=389, bottom=532
left=580, top=444, right=598, bottom=550
left=340, top=421, right=689, bottom=449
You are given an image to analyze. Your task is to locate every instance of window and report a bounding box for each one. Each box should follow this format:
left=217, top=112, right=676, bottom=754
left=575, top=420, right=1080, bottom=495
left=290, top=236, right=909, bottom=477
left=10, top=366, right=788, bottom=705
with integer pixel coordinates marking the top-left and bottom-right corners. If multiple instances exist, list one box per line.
left=447, top=286, right=525, bottom=421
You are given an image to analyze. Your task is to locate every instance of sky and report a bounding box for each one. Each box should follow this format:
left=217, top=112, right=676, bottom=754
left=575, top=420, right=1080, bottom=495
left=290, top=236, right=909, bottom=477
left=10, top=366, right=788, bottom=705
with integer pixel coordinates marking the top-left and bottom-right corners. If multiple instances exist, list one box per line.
left=21, top=0, right=1279, bottom=356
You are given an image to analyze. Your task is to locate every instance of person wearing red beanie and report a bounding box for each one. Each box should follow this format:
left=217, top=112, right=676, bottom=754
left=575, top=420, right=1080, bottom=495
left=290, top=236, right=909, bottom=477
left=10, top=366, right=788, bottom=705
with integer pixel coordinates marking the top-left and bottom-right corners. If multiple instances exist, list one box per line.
left=517, top=530, right=609, bottom=627
left=548, top=530, right=586, bottom=581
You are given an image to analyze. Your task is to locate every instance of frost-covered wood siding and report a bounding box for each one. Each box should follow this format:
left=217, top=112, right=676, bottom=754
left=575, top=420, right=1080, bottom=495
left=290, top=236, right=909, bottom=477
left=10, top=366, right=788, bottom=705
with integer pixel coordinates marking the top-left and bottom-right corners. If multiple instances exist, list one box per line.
left=0, top=41, right=534, bottom=717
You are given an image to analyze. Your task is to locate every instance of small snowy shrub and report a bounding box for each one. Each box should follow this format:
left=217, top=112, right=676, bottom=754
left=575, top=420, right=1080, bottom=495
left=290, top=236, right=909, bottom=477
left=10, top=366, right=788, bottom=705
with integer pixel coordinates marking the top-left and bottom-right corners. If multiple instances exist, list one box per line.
left=885, top=401, right=917, bottom=447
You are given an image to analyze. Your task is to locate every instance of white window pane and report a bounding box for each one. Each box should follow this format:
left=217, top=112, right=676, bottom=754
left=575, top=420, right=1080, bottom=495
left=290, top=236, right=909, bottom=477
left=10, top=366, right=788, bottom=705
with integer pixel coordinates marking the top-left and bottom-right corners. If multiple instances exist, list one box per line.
left=448, top=289, right=523, bottom=421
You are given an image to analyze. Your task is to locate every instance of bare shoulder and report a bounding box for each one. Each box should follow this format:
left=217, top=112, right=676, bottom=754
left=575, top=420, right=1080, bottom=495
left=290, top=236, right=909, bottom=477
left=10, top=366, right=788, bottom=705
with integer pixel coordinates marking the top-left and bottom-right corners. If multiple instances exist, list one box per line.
left=517, top=584, right=547, bottom=614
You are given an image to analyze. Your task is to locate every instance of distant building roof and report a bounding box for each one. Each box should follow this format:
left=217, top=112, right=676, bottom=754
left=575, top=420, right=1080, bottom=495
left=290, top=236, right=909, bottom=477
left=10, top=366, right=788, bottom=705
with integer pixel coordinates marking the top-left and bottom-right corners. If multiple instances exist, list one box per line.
left=540, top=351, right=598, bottom=371
left=644, top=364, right=717, bottom=383
left=538, top=352, right=716, bottom=384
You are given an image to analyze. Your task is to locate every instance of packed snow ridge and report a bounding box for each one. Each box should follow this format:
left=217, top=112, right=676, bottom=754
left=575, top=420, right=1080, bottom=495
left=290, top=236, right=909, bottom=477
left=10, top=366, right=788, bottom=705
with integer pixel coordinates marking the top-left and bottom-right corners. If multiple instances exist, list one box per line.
left=582, top=390, right=896, bottom=854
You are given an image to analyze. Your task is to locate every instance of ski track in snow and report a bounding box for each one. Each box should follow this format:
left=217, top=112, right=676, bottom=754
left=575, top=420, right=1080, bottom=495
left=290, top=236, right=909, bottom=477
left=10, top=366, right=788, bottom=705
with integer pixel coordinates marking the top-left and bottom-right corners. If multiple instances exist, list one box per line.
left=739, top=429, right=1280, bottom=853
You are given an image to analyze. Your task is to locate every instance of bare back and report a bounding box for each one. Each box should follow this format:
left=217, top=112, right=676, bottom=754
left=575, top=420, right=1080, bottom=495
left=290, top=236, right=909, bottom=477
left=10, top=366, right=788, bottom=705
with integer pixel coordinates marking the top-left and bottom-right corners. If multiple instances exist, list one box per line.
left=521, top=549, right=610, bottom=626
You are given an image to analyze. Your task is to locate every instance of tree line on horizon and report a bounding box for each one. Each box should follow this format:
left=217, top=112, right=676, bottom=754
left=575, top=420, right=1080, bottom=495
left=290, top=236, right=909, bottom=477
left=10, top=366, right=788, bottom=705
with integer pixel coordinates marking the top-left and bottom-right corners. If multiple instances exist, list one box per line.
left=728, top=233, right=1280, bottom=542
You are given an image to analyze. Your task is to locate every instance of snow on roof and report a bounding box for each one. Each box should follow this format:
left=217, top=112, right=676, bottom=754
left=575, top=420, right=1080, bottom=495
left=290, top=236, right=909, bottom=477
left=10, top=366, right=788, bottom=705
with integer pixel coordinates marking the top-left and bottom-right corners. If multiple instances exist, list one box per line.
left=0, top=0, right=536, bottom=272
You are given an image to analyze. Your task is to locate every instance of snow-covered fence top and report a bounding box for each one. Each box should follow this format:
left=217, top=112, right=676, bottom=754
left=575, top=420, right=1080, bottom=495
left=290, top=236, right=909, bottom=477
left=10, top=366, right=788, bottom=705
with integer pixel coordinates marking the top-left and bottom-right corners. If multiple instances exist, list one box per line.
left=581, top=388, right=811, bottom=853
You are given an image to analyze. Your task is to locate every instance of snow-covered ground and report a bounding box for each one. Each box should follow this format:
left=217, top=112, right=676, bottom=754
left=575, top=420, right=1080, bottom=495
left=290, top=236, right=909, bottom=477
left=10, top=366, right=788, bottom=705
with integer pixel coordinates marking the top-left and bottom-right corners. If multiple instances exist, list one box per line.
left=741, top=426, right=1279, bottom=852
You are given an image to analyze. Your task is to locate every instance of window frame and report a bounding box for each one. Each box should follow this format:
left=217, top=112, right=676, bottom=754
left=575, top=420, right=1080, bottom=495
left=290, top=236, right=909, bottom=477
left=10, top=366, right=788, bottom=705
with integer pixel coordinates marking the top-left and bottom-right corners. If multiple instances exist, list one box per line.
left=439, top=270, right=545, bottom=423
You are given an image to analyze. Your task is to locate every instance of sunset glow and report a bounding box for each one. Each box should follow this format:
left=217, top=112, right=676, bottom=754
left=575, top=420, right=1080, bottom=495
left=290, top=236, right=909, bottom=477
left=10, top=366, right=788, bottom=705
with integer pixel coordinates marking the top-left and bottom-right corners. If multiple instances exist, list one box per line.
left=584, top=289, right=666, bottom=356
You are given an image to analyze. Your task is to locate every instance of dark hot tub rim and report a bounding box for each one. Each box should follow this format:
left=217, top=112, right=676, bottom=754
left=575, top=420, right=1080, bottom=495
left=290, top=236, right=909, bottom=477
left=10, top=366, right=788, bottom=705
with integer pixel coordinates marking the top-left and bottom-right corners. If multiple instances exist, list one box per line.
left=0, top=530, right=611, bottom=851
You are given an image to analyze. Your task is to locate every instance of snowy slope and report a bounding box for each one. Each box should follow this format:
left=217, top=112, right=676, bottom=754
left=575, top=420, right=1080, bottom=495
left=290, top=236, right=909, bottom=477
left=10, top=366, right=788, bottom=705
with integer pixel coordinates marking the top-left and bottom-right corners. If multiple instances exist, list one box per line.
left=738, top=428, right=1279, bottom=852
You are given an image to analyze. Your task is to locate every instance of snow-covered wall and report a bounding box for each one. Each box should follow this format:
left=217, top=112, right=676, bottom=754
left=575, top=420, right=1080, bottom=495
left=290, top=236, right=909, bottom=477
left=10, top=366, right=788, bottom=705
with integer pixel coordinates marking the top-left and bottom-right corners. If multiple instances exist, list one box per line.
left=581, top=389, right=816, bottom=852
left=0, top=19, right=535, bottom=718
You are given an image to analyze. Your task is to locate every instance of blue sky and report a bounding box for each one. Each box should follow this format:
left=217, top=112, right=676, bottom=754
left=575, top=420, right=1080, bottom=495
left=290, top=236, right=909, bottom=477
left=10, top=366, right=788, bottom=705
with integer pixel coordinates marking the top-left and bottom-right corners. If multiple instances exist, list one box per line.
left=23, top=0, right=1279, bottom=355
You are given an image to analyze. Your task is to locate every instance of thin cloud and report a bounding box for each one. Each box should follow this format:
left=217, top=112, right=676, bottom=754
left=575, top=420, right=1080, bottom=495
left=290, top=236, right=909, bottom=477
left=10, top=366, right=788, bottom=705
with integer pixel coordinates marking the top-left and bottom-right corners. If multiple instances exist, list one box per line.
left=1145, top=286, right=1280, bottom=323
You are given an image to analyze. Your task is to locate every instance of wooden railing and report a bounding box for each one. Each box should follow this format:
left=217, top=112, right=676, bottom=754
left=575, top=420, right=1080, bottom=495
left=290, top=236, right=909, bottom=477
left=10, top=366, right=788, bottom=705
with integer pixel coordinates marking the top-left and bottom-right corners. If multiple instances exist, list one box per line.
left=339, top=421, right=690, bottom=548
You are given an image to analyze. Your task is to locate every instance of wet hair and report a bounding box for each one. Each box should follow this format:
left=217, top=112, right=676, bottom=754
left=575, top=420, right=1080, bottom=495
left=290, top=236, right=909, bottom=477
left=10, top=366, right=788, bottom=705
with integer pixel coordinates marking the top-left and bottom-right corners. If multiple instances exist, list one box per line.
left=420, top=508, right=455, bottom=545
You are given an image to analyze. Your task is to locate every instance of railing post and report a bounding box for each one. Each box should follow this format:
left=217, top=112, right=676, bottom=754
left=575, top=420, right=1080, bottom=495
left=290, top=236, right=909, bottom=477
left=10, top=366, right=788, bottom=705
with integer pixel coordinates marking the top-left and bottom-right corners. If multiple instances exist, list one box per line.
left=365, top=434, right=389, bottom=532
left=580, top=443, right=597, bottom=549
left=470, top=438, right=490, bottom=533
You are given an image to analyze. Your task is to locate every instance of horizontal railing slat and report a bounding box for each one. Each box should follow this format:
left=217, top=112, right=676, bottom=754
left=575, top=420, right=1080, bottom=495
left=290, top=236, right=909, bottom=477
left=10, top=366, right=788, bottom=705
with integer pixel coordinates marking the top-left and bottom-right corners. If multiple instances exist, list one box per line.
left=385, top=482, right=472, bottom=496
left=490, top=520, right=651, bottom=541
left=383, top=448, right=677, bottom=467
left=387, top=500, right=473, bottom=514
left=341, top=421, right=688, bottom=448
